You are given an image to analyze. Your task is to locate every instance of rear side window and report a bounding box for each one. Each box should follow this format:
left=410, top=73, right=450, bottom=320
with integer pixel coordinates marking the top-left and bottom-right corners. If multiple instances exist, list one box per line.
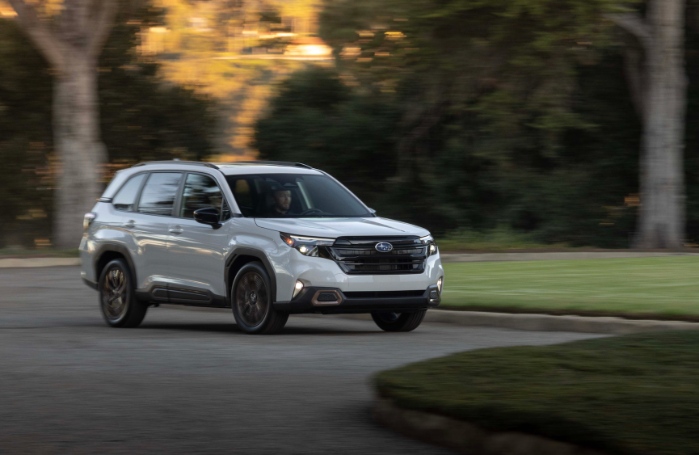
left=112, top=173, right=146, bottom=212
left=137, top=172, right=182, bottom=216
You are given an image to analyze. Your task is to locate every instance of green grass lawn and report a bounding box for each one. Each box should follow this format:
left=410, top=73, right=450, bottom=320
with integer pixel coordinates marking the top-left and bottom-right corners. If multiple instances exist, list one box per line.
left=375, top=330, right=699, bottom=455
left=441, top=256, right=699, bottom=319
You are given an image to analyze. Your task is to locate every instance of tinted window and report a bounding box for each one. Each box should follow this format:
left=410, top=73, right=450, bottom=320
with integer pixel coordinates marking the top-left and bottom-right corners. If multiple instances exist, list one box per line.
left=112, top=173, right=146, bottom=212
left=138, top=172, right=182, bottom=216
left=224, top=173, right=370, bottom=218
left=230, top=179, right=255, bottom=217
left=180, top=174, right=224, bottom=219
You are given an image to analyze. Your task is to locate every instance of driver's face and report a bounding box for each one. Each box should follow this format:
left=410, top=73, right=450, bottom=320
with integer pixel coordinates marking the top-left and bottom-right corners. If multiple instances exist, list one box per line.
left=274, top=190, right=291, bottom=212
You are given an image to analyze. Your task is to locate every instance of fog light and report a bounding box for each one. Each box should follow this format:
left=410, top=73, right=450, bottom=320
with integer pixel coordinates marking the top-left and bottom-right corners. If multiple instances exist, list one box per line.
left=429, top=244, right=437, bottom=255
left=437, top=277, right=443, bottom=293
left=293, top=280, right=304, bottom=299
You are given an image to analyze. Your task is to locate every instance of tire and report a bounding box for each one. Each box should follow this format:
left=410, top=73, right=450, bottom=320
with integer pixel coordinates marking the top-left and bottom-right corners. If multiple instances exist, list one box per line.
left=371, top=310, right=426, bottom=332
left=231, top=262, right=288, bottom=334
left=98, top=258, right=147, bottom=328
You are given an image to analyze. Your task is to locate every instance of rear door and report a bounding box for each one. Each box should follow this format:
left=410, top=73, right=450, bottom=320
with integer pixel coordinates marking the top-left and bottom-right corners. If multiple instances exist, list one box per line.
left=132, top=171, right=184, bottom=295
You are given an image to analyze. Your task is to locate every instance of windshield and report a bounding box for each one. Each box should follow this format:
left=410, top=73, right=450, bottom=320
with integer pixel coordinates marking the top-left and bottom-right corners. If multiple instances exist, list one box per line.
left=225, top=173, right=372, bottom=218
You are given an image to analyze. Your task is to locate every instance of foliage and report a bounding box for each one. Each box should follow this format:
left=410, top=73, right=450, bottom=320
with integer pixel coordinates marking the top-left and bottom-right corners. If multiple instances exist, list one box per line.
left=254, top=66, right=400, bottom=202
left=151, top=0, right=327, bottom=159
left=98, top=3, right=217, bottom=163
left=376, top=330, right=699, bottom=455
left=0, top=3, right=216, bottom=248
left=254, top=0, right=643, bottom=245
left=0, top=19, right=53, bottom=247
left=435, top=226, right=567, bottom=252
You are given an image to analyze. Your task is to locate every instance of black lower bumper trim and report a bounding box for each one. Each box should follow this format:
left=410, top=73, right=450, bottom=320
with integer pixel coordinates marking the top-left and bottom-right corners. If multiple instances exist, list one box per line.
left=274, top=285, right=441, bottom=314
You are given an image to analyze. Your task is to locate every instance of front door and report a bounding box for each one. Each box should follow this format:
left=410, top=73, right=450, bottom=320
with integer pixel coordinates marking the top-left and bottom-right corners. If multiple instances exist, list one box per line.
left=167, top=172, right=232, bottom=305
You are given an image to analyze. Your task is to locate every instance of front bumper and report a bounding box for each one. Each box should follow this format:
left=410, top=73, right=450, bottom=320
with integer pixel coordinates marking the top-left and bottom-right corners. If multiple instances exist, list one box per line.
left=273, top=284, right=441, bottom=314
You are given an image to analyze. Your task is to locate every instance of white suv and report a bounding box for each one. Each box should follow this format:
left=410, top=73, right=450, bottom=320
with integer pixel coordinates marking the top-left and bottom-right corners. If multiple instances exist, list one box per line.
left=80, top=161, right=444, bottom=334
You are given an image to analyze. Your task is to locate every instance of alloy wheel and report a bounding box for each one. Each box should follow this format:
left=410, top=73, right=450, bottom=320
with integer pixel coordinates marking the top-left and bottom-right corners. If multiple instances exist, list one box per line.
left=102, top=267, right=128, bottom=322
left=235, top=271, right=270, bottom=328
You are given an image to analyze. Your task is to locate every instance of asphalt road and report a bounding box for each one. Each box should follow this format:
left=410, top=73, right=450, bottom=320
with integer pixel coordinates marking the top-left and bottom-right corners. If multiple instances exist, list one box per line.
left=1, top=267, right=601, bottom=454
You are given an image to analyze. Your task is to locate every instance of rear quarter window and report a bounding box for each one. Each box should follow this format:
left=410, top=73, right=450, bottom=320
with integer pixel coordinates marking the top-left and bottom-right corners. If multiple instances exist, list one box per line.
left=112, top=173, right=146, bottom=212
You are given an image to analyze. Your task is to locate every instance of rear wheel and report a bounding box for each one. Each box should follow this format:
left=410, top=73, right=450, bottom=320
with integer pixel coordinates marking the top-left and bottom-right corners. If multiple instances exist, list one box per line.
left=371, top=310, right=426, bottom=332
left=231, top=262, right=288, bottom=334
left=98, top=258, right=147, bottom=328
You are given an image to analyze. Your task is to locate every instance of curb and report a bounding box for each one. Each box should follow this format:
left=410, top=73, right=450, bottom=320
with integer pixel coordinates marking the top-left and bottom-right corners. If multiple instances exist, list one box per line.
left=0, top=258, right=80, bottom=268
left=440, top=251, right=699, bottom=262
left=423, top=310, right=699, bottom=334
left=330, top=310, right=699, bottom=334
left=373, top=397, right=608, bottom=455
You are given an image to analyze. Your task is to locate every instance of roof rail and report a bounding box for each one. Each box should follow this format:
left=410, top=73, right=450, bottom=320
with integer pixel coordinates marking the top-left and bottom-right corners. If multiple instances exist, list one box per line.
left=216, top=161, right=314, bottom=169
left=133, top=160, right=219, bottom=169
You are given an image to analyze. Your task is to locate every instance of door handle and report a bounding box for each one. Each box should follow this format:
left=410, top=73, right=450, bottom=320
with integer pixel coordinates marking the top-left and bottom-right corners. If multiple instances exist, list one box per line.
left=169, top=225, right=183, bottom=235
left=124, top=220, right=135, bottom=229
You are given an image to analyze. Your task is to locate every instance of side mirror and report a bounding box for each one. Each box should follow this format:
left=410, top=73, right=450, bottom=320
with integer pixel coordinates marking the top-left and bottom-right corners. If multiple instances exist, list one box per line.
left=368, top=207, right=377, bottom=216
left=194, top=207, right=221, bottom=229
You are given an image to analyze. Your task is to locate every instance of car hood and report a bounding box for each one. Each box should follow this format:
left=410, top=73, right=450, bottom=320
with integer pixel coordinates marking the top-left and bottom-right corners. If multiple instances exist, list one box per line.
left=254, top=217, right=430, bottom=238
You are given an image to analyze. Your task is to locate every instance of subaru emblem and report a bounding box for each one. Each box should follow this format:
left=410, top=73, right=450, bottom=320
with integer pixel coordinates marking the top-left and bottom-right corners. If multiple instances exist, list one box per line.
left=375, top=242, right=393, bottom=253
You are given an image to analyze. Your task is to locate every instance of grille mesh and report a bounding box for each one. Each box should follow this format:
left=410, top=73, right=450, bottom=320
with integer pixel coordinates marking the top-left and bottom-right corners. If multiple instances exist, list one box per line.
left=327, top=237, right=427, bottom=275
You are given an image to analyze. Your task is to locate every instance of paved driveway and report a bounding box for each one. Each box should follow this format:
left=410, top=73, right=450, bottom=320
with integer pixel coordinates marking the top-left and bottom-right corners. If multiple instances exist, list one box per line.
left=0, top=267, right=600, bottom=454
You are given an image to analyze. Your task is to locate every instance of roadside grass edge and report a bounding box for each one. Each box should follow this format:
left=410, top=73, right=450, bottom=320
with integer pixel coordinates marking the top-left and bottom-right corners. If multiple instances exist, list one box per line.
left=374, top=330, right=699, bottom=455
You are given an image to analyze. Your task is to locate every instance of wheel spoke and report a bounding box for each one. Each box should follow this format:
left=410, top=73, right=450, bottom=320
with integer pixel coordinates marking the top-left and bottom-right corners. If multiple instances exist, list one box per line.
left=101, top=266, right=129, bottom=322
left=113, top=276, right=126, bottom=294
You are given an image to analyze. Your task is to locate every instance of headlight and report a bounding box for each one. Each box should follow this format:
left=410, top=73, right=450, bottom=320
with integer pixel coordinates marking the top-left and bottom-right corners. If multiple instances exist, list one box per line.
left=420, top=235, right=438, bottom=256
left=83, top=212, right=96, bottom=231
left=281, top=233, right=334, bottom=257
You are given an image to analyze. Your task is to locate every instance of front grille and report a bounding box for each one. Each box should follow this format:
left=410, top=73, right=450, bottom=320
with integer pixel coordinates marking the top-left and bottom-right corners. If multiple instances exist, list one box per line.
left=327, top=237, right=427, bottom=275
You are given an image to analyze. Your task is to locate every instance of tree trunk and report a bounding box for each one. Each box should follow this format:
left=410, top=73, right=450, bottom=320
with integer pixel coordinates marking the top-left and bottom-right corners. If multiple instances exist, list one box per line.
left=635, top=0, right=687, bottom=249
left=53, top=54, right=107, bottom=249
left=609, top=1, right=687, bottom=249
left=8, top=0, right=118, bottom=249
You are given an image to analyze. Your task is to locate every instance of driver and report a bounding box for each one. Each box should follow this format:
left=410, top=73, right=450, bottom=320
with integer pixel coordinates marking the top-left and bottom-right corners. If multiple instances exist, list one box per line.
left=268, top=186, right=293, bottom=217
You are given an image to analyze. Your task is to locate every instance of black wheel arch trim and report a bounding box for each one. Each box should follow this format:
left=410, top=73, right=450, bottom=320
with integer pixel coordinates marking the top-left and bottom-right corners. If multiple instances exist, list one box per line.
left=93, top=243, right=139, bottom=285
left=225, top=247, right=277, bottom=303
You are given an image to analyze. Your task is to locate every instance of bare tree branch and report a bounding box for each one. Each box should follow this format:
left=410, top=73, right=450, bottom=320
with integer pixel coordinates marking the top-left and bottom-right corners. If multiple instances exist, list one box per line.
left=606, top=12, right=652, bottom=51
left=87, top=0, right=118, bottom=59
left=7, top=0, right=66, bottom=71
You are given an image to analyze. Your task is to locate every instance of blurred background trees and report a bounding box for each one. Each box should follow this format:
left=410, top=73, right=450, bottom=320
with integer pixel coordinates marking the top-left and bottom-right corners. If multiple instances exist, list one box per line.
left=2, top=0, right=699, bottom=249
left=0, top=1, right=215, bottom=248
left=258, top=0, right=643, bottom=246
left=256, top=0, right=699, bottom=249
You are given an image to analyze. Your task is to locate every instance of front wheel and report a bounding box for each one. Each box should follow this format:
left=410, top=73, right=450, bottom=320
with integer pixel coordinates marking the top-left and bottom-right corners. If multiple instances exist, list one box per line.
left=98, top=258, right=147, bottom=328
left=371, top=310, right=426, bottom=332
left=231, top=262, right=288, bottom=334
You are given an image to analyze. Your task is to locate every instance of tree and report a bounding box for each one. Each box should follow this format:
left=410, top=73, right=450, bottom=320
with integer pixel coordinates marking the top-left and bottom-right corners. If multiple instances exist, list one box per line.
left=254, top=66, right=399, bottom=203
left=314, top=0, right=644, bottom=236
left=8, top=0, right=118, bottom=248
left=609, top=1, right=688, bottom=249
